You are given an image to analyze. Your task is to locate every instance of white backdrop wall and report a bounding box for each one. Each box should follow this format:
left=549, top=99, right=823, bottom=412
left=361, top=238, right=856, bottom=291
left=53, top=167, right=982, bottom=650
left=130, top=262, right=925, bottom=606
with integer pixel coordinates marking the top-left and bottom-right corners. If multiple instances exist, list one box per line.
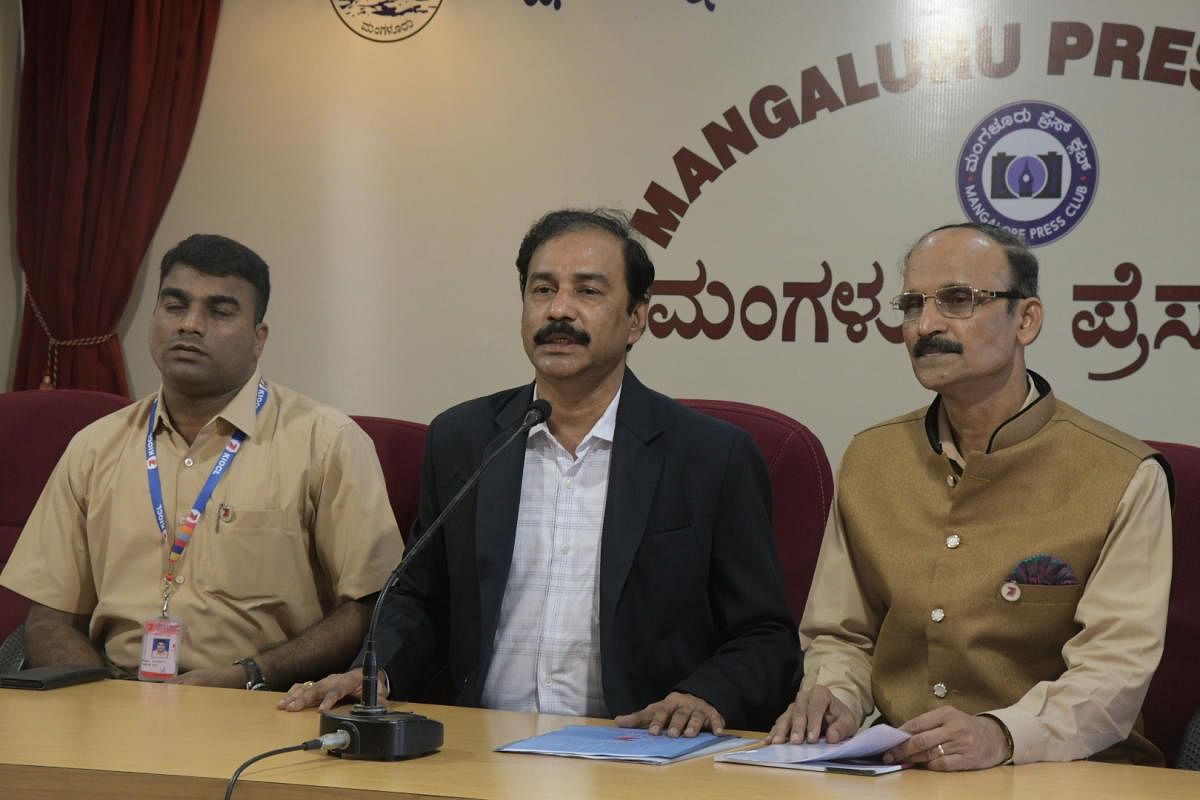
left=3, top=1, right=1197, bottom=465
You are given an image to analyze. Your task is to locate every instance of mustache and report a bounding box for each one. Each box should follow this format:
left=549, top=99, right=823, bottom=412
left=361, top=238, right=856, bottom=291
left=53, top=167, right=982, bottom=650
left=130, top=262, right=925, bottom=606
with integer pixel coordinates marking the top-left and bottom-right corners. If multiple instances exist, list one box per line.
left=912, top=335, right=964, bottom=357
left=533, top=320, right=590, bottom=346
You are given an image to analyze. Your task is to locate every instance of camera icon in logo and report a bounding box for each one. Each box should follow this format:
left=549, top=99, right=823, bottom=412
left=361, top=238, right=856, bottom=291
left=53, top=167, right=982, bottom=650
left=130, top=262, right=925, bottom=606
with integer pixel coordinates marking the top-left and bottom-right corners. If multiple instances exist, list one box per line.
left=989, top=152, right=1063, bottom=200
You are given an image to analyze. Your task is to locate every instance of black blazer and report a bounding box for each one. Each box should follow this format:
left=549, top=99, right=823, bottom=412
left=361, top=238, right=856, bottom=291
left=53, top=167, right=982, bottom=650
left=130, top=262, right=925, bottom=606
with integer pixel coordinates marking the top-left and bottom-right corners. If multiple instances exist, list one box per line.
left=373, top=370, right=798, bottom=730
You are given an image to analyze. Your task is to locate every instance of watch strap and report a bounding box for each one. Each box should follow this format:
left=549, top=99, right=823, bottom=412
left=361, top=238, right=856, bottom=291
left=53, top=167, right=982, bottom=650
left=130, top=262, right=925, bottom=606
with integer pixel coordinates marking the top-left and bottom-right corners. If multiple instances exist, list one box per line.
left=233, top=657, right=268, bottom=690
left=979, top=713, right=1015, bottom=765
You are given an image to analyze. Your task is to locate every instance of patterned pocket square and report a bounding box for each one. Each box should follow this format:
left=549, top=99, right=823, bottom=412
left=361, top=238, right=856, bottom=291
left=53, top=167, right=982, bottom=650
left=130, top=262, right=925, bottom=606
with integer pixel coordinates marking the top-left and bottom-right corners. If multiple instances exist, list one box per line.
left=1007, top=554, right=1078, bottom=585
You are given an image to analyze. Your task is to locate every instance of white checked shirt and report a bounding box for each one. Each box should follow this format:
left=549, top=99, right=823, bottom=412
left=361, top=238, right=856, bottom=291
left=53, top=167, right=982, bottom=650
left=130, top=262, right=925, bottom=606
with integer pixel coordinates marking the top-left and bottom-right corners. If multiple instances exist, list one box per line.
left=479, top=388, right=620, bottom=717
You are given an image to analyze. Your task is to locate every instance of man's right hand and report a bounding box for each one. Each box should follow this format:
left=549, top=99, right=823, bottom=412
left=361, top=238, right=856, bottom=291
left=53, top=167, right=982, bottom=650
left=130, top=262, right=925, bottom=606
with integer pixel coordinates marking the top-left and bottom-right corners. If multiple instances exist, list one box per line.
left=277, top=668, right=387, bottom=712
left=766, top=684, right=858, bottom=744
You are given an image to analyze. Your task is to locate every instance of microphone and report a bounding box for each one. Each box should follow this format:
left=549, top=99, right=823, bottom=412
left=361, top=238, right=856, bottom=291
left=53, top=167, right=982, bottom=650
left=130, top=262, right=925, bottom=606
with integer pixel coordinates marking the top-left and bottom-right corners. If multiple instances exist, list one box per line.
left=523, top=398, right=552, bottom=428
left=319, top=399, right=552, bottom=760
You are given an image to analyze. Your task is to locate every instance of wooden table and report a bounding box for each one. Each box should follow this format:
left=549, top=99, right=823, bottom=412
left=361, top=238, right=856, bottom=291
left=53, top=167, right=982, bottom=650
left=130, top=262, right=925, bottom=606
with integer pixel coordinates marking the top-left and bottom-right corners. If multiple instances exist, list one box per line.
left=1, top=679, right=1197, bottom=799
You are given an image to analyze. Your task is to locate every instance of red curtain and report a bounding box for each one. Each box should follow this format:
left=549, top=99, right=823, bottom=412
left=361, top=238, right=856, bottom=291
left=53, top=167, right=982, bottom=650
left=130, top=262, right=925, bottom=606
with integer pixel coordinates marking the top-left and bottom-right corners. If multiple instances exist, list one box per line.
left=12, top=0, right=221, bottom=393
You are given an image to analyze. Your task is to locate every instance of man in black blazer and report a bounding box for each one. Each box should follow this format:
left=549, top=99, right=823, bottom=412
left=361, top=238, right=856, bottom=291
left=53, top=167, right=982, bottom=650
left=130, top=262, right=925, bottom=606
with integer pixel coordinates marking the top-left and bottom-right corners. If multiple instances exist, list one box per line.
left=283, top=209, right=797, bottom=734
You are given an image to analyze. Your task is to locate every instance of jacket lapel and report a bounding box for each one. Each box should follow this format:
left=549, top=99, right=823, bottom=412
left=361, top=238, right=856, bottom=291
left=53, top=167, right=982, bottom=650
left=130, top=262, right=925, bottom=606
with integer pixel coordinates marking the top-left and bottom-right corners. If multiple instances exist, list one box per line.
left=598, top=371, right=665, bottom=635
left=474, top=385, right=534, bottom=661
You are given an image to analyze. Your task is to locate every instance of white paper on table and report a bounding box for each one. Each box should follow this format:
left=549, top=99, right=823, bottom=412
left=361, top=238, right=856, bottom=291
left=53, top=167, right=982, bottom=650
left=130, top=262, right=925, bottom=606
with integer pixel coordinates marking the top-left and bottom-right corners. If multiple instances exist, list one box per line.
left=715, top=724, right=911, bottom=766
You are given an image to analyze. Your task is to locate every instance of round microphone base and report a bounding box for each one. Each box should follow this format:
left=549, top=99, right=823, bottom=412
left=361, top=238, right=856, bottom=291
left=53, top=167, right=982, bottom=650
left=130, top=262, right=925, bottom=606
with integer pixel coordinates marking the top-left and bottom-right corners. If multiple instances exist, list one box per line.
left=319, top=707, right=444, bottom=760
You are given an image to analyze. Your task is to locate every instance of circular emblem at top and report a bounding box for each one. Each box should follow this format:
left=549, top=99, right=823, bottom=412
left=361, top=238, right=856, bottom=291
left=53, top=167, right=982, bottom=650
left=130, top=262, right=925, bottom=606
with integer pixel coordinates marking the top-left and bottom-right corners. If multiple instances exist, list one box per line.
left=330, top=0, right=443, bottom=43
left=956, top=101, right=1098, bottom=248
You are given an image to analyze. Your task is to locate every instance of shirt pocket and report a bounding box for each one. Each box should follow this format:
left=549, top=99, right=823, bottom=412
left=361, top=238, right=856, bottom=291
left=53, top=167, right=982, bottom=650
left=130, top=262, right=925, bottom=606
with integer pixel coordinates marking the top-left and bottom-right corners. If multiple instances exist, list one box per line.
left=987, top=583, right=1085, bottom=680
left=1003, top=583, right=1084, bottom=606
left=988, top=583, right=1084, bottom=646
left=199, top=509, right=310, bottom=601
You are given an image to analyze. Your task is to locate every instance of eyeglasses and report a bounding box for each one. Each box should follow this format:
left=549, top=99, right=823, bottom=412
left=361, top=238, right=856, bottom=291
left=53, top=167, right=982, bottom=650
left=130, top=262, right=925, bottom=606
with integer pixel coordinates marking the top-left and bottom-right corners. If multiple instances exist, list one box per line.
left=891, top=285, right=1023, bottom=323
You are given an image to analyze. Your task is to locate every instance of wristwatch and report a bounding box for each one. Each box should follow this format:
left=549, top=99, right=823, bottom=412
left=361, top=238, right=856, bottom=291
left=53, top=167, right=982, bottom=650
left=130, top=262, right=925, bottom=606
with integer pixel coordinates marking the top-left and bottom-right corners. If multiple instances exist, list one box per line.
left=234, top=657, right=268, bottom=691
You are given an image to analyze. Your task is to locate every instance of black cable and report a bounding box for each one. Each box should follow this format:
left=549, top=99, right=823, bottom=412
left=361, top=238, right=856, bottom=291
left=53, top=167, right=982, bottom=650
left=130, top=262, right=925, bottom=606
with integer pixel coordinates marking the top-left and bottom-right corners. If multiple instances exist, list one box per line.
left=224, top=738, right=322, bottom=800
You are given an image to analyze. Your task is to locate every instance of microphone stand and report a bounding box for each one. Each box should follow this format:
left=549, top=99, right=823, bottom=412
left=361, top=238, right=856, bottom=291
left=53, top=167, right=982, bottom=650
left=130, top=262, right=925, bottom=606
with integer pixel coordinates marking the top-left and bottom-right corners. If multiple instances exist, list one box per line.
left=319, top=401, right=551, bottom=760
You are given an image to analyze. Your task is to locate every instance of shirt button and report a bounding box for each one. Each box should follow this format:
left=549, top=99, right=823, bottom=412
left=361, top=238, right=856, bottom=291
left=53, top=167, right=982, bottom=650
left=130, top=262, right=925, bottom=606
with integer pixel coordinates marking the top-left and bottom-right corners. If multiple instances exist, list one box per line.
left=543, top=678, right=552, bottom=686
left=931, top=608, right=945, bottom=623
left=932, top=682, right=948, bottom=698
left=183, top=457, right=194, bottom=467
left=946, top=474, right=958, bottom=488
left=564, top=477, right=573, bottom=487
left=174, top=575, right=185, bottom=585
left=945, top=534, right=961, bottom=549
left=1001, top=581, right=1022, bottom=602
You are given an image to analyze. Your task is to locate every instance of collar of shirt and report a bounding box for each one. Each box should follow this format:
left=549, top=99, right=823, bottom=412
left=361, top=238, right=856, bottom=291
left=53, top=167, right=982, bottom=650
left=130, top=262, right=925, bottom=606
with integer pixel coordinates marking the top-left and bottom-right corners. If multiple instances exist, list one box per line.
left=528, top=385, right=622, bottom=460
left=152, top=369, right=264, bottom=441
left=938, top=375, right=1042, bottom=469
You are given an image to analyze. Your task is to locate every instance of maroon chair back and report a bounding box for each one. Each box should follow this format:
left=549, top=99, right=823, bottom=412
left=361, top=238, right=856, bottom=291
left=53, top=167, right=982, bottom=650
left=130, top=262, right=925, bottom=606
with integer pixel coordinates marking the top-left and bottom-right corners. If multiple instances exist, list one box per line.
left=1142, top=439, right=1200, bottom=767
left=678, top=399, right=833, bottom=624
left=351, top=415, right=429, bottom=542
left=0, top=389, right=131, bottom=641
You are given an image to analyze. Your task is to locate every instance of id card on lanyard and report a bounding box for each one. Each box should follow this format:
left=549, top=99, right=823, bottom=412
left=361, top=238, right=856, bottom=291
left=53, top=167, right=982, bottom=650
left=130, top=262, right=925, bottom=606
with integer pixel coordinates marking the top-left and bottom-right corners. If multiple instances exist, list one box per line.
left=138, top=380, right=268, bottom=682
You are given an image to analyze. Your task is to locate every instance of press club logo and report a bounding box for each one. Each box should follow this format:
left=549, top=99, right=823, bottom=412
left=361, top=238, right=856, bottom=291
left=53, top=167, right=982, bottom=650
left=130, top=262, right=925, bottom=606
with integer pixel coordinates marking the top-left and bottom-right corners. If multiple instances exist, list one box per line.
left=330, top=0, right=443, bottom=43
left=956, top=100, right=1098, bottom=247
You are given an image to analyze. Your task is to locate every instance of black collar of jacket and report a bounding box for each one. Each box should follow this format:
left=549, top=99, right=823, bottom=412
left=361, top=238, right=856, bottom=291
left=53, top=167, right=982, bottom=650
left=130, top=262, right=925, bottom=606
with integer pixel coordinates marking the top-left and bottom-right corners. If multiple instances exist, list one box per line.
left=923, top=369, right=1055, bottom=456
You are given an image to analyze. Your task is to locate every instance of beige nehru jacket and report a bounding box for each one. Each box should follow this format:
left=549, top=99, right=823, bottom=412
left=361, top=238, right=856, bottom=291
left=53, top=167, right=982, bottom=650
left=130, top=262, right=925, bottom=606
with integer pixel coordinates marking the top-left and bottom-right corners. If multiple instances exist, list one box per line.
left=800, top=375, right=1172, bottom=765
left=0, top=373, right=405, bottom=672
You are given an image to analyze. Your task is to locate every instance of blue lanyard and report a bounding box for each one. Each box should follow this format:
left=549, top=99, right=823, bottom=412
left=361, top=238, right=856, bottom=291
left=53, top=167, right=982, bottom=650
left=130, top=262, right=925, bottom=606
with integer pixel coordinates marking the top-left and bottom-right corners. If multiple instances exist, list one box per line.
left=146, top=380, right=268, bottom=591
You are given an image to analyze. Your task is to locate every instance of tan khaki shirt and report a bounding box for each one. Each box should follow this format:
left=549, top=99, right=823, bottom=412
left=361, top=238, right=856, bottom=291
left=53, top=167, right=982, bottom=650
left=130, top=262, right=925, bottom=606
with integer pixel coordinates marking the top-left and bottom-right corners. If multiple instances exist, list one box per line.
left=0, top=373, right=405, bottom=672
left=801, top=381, right=1172, bottom=764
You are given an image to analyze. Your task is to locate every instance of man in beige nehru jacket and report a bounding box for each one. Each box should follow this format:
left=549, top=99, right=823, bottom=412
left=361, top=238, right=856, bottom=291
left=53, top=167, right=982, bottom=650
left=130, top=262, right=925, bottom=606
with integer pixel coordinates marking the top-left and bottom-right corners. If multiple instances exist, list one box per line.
left=1, top=234, right=404, bottom=690
left=769, top=223, right=1173, bottom=769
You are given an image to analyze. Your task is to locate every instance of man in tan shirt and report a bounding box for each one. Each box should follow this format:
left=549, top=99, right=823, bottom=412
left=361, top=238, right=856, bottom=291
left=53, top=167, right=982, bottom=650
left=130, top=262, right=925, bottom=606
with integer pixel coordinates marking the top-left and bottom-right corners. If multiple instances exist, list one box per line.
left=0, top=234, right=404, bottom=690
left=768, top=223, right=1173, bottom=769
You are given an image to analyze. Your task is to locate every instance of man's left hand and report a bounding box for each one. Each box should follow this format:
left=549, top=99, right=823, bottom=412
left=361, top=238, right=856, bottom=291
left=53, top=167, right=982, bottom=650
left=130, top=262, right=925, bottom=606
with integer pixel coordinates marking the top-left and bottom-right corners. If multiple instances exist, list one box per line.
left=883, top=706, right=1009, bottom=771
left=170, top=665, right=247, bottom=689
left=613, top=691, right=725, bottom=737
